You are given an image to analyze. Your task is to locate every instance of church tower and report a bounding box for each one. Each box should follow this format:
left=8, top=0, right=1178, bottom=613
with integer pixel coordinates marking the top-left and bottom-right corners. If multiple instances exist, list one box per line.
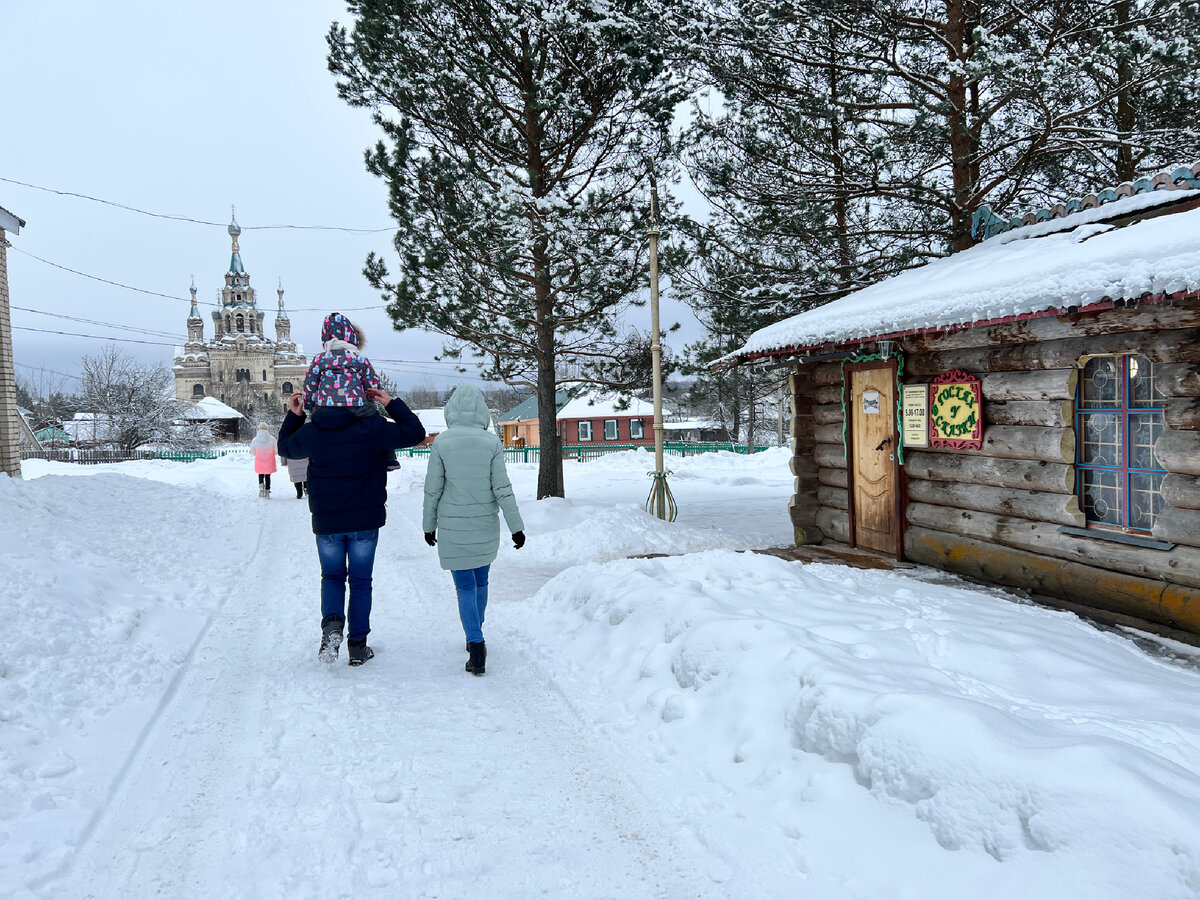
left=185, top=279, right=204, bottom=344
left=172, top=213, right=307, bottom=413
left=275, top=280, right=294, bottom=347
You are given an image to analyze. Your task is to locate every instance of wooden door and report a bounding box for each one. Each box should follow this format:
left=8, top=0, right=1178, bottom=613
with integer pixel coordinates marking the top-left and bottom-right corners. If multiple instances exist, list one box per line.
left=849, top=364, right=901, bottom=555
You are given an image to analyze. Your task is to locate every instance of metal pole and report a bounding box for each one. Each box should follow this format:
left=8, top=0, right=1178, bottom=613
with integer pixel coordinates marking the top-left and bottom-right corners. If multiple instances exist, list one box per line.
left=648, top=195, right=664, bottom=481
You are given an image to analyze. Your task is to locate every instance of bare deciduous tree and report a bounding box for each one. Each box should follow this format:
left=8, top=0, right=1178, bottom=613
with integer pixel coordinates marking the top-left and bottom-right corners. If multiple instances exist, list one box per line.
left=80, top=346, right=212, bottom=451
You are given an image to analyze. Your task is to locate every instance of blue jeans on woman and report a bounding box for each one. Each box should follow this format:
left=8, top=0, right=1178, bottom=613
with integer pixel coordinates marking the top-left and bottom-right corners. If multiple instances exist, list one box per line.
left=316, top=529, right=379, bottom=643
left=451, top=565, right=490, bottom=645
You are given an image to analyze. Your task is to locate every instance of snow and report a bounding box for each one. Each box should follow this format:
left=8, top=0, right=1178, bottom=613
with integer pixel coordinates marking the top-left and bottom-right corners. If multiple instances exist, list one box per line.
left=557, top=390, right=657, bottom=419
left=411, top=408, right=447, bottom=434
left=184, top=396, right=244, bottom=420
left=4, top=450, right=1200, bottom=898
left=733, top=190, right=1200, bottom=358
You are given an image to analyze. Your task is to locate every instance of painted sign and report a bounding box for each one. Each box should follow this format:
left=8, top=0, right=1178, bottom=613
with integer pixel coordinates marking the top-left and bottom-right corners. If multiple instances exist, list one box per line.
left=862, top=390, right=881, bottom=414
left=902, top=384, right=929, bottom=449
left=929, top=369, right=983, bottom=450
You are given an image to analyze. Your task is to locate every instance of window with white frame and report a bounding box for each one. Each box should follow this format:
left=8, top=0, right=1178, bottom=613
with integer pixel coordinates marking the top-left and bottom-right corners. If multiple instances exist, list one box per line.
left=577, top=420, right=592, bottom=441
left=630, top=418, right=644, bottom=439
left=604, top=419, right=619, bottom=441
left=1076, top=353, right=1166, bottom=532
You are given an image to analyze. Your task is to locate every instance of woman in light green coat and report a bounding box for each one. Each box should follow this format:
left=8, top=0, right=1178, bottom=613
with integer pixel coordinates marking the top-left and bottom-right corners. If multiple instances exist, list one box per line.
left=422, top=384, right=525, bottom=675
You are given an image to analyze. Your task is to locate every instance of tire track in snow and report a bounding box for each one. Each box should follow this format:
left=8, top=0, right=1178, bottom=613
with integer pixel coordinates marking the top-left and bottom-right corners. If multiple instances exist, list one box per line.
left=28, top=495, right=273, bottom=895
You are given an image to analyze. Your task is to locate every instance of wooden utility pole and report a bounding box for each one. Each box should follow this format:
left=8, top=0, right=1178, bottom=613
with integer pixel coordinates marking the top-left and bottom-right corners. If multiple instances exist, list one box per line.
left=645, top=174, right=675, bottom=520
left=0, top=204, right=26, bottom=479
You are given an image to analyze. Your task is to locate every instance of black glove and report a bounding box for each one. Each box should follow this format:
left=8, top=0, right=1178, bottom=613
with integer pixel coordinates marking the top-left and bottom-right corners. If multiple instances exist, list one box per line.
left=512, top=531, right=525, bottom=549
left=424, top=532, right=437, bottom=547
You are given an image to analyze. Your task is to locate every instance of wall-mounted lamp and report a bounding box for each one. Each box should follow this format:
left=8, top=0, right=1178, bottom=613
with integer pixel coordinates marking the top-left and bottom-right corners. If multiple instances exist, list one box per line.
left=878, top=339, right=895, bottom=360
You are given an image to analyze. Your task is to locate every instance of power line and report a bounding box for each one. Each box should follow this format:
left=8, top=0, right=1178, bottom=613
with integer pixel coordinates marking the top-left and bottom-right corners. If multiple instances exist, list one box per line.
left=13, top=325, right=178, bottom=347
left=14, top=361, right=82, bottom=381
left=12, top=245, right=390, bottom=314
left=0, top=176, right=394, bottom=234
left=12, top=306, right=182, bottom=339
left=11, top=246, right=189, bottom=303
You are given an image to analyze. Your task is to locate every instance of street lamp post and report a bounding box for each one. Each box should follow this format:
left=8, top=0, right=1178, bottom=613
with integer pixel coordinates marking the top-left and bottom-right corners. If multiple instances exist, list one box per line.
left=645, top=173, right=676, bottom=521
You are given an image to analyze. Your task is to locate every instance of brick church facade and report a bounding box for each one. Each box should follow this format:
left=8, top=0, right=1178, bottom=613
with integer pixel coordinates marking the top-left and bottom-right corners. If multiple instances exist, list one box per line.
left=173, top=216, right=306, bottom=410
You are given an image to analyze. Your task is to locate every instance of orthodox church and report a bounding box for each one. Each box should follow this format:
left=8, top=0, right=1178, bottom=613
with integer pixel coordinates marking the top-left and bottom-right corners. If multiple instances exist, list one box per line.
left=173, top=217, right=307, bottom=409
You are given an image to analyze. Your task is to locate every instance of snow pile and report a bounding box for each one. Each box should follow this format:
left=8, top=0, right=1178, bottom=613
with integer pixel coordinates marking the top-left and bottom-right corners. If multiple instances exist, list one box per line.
left=735, top=191, right=1200, bottom=356
left=513, top=550, right=1200, bottom=898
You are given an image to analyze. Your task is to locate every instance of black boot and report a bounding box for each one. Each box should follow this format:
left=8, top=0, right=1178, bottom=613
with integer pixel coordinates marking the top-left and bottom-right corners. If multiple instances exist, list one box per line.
left=347, top=640, right=375, bottom=667
left=319, top=617, right=344, bottom=663
left=466, top=641, right=486, bottom=676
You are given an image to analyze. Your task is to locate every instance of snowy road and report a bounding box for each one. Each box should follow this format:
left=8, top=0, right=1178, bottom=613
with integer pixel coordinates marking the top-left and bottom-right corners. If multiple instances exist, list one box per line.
left=34, top=482, right=718, bottom=899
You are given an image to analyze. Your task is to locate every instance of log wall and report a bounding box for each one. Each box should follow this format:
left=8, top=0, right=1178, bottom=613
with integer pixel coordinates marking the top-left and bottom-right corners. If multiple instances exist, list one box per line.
left=788, top=294, right=1200, bottom=636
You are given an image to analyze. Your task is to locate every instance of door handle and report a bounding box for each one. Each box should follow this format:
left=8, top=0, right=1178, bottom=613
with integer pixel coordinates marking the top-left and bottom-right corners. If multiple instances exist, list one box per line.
left=875, top=437, right=892, bottom=451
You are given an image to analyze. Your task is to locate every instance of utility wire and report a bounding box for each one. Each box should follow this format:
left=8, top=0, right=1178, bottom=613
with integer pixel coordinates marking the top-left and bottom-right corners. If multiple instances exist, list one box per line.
left=12, top=306, right=182, bottom=339
left=13, top=325, right=178, bottom=347
left=11, top=246, right=189, bottom=303
left=14, top=361, right=82, bottom=381
left=0, top=176, right=394, bottom=233
left=13, top=245, right=384, bottom=313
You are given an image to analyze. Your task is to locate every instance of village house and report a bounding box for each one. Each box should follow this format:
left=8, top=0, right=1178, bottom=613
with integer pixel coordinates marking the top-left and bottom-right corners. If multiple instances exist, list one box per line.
left=497, top=387, right=575, bottom=448
left=555, top=389, right=657, bottom=447
left=182, top=396, right=245, bottom=441
left=720, top=165, right=1200, bottom=638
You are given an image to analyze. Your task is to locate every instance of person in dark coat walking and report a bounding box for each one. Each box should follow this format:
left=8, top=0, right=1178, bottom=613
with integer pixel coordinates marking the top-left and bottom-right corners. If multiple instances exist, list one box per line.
left=277, top=386, right=425, bottom=666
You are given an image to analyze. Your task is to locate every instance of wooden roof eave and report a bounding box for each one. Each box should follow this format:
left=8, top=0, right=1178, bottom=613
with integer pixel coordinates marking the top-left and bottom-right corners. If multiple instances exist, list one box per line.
left=715, top=289, right=1198, bottom=373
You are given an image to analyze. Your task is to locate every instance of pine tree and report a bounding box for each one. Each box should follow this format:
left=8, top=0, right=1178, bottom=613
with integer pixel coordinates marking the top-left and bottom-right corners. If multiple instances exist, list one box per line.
left=328, top=0, right=688, bottom=498
left=673, top=240, right=789, bottom=449
left=1059, top=0, right=1200, bottom=185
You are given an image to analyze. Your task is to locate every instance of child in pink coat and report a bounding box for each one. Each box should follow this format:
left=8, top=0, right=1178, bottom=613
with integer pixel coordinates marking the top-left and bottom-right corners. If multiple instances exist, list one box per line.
left=251, top=423, right=278, bottom=497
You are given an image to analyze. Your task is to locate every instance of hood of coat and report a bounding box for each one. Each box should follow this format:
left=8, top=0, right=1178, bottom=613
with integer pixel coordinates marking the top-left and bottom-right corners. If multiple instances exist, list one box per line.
left=250, top=426, right=275, bottom=450
left=320, top=312, right=360, bottom=347
left=443, top=384, right=492, bottom=430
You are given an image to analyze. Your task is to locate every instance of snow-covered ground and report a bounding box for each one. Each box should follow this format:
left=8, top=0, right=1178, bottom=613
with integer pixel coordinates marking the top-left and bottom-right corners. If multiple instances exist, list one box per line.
left=3, top=447, right=1200, bottom=899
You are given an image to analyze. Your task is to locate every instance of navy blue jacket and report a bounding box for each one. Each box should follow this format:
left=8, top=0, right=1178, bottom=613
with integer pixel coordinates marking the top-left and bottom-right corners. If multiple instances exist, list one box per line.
left=277, top=400, right=425, bottom=535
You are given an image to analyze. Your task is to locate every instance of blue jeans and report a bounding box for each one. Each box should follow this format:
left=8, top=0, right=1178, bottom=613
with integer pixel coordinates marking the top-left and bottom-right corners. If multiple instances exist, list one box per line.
left=316, top=530, right=379, bottom=643
left=452, top=565, right=490, bottom=645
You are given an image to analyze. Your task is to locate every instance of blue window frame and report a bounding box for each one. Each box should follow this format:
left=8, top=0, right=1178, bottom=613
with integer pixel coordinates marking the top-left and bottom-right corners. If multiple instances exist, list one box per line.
left=1076, top=354, right=1166, bottom=532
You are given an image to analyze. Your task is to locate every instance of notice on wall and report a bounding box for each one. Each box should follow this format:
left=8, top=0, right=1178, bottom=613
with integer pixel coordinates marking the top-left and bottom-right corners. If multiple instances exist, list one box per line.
left=902, top=384, right=929, bottom=449
left=928, top=368, right=983, bottom=450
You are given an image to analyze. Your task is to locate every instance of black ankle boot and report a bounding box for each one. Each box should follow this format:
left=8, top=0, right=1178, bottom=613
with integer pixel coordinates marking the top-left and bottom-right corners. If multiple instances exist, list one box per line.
left=465, top=641, right=486, bottom=676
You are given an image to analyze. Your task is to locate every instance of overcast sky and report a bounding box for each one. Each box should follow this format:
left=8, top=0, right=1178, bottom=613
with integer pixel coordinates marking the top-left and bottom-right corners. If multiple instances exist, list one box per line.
left=2, top=0, right=703, bottom=396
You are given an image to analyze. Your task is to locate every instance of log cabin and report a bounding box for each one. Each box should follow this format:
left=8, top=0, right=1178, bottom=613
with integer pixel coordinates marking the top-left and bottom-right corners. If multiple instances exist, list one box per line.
left=720, top=165, right=1200, bottom=638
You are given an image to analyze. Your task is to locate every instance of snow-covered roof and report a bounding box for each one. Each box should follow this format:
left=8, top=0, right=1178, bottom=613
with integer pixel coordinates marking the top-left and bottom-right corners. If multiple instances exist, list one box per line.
left=730, top=189, right=1200, bottom=361
left=185, top=396, right=244, bottom=420
left=412, top=408, right=447, bottom=433
left=557, top=391, right=656, bottom=419
left=662, top=418, right=722, bottom=431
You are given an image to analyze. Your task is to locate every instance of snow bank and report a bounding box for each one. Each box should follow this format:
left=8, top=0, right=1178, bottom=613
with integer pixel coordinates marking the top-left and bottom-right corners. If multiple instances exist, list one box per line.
left=513, top=550, right=1200, bottom=898
left=0, top=469, right=256, bottom=890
